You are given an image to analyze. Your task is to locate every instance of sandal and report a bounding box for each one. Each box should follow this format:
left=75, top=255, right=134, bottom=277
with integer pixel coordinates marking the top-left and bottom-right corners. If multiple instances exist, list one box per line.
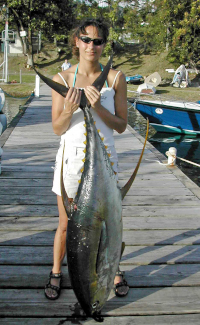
left=114, top=270, right=129, bottom=297
left=44, top=271, right=63, bottom=300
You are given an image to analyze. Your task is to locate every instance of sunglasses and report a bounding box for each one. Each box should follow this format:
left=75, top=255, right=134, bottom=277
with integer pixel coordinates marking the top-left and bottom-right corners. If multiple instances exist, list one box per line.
left=79, top=36, right=105, bottom=46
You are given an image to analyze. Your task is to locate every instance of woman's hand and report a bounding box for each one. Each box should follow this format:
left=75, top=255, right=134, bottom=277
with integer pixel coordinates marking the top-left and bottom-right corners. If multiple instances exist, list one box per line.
left=64, top=87, right=82, bottom=115
left=52, top=87, right=82, bottom=136
left=84, top=86, right=101, bottom=110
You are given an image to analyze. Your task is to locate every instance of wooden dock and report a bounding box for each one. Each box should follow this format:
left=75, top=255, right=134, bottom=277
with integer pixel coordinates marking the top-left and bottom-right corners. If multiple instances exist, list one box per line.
left=1, top=84, right=200, bottom=324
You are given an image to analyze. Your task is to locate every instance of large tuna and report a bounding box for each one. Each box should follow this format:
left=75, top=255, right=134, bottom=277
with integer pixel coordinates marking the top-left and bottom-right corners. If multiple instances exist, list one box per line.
left=34, top=59, right=149, bottom=319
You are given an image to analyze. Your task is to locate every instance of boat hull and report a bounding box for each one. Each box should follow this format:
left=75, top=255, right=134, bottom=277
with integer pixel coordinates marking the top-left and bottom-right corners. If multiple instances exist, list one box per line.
left=135, top=100, right=200, bottom=135
left=0, top=113, right=7, bottom=134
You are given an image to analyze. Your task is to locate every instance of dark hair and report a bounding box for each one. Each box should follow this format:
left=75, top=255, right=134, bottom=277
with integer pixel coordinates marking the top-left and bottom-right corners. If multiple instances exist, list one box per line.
left=71, top=18, right=109, bottom=58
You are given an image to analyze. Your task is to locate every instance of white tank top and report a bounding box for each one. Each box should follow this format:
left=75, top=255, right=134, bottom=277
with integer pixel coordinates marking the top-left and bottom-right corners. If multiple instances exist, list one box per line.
left=58, top=70, right=120, bottom=148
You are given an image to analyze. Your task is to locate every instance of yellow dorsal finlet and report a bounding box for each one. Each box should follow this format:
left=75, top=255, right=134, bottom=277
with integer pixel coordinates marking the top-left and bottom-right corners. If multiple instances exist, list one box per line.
left=83, top=140, right=87, bottom=145
left=111, top=162, right=114, bottom=166
left=83, top=148, right=86, bottom=153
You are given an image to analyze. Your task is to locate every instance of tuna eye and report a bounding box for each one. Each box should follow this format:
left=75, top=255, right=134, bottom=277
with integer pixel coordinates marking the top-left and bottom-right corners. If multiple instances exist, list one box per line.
left=92, top=301, right=99, bottom=309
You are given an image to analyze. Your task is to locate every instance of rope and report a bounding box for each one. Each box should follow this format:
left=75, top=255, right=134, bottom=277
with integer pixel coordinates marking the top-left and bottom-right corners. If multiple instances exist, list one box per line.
left=145, top=156, right=200, bottom=168
left=176, top=156, right=200, bottom=168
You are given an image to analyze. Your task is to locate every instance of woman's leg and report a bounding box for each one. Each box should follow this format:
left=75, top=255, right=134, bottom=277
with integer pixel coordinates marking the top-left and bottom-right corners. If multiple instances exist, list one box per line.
left=114, top=273, right=129, bottom=296
left=45, top=195, right=68, bottom=299
left=52, top=195, right=68, bottom=274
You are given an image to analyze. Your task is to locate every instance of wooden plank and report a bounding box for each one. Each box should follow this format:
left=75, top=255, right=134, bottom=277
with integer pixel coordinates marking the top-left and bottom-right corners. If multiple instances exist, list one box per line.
left=123, top=229, right=200, bottom=245
left=123, top=195, right=200, bottom=206
left=0, top=186, right=194, bottom=196
left=0, top=177, right=183, bottom=188
left=0, top=186, right=193, bottom=196
left=0, top=171, right=53, bottom=178
left=0, top=195, right=57, bottom=205
left=1, top=229, right=200, bottom=246
left=1, top=193, right=199, bottom=205
left=122, top=206, right=200, bottom=218
left=121, top=245, right=200, bottom=265
left=123, top=216, right=200, bottom=229
left=1, top=206, right=200, bottom=221
left=1, top=215, right=200, bottom=230
left=0, top=230, right=55, bottom=245
left=0, top=217, right=58, bottom=231
left=0, top=205, right=58, bottom=217
left=0, top=179, right=52, bottom=187
left=1, top=264, right=200, bottom=288
left=1, top=287, right=200, bottom=316
left=1, top=315, right=200, bottom=325
left=0, top=214, right=198, bottom=230
left=0, top=245, right=200, bottom=265
left=0, top=187, right=53, bottom=195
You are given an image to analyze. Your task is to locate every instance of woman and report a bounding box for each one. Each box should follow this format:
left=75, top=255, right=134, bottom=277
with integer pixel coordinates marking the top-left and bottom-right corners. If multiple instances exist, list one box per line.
left=45, top=18, right=129, bottom=300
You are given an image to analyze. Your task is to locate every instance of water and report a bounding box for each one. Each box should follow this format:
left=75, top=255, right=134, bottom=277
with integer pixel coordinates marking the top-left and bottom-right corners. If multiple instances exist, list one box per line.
left=128, top=103, right=200, bottom=188
left=2, top=96, right=29, bottom=125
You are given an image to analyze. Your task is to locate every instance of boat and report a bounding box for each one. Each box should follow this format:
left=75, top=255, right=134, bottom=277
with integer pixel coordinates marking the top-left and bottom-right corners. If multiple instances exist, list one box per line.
left=0, top=88, right=7, bottom=135
left=126, top=74, right=143, bottom=84
left=0, top=113, right=7, bottom=134
left=132, top=97, right=200, bottom=135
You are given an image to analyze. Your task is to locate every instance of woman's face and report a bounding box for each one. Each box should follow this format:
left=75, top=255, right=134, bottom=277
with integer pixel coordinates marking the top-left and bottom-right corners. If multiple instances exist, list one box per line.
left=76, top=25, right=105, bottom=62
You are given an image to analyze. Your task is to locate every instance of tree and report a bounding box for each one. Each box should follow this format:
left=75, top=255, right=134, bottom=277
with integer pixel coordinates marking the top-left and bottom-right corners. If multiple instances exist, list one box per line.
left=2, top=0, right=75, bottom=67
left=167, top=0, right=200, bottom=66
left=73, top=0, right=129, bottom=55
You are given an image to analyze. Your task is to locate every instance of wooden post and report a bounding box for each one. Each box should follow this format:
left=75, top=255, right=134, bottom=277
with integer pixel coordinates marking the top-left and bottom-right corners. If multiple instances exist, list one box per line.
left=35, top=74, right=40, bottom=97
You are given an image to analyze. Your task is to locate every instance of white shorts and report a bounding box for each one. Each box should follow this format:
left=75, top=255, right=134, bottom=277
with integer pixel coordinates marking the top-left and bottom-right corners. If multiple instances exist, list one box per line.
left=52, top=143, right=118, bottom=198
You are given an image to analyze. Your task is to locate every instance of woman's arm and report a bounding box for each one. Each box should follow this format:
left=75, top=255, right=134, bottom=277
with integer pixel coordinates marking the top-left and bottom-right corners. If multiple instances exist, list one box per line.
left=84, top=71, right=127, bottom=134
left=51, top=74, right=82, bottom=136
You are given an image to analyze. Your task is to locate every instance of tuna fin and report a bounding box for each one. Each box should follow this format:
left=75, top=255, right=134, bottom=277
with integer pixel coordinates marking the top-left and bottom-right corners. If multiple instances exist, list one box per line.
left=33, top=67, right=69, bottom=98
left=92, top=55, right=113, bottom=91
left=33, top=55, right=112, bottom=108
left=121, top=119, right=149, bottom=200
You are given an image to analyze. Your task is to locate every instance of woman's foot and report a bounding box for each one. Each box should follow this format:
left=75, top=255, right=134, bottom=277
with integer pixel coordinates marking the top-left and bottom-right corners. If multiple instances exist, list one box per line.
left=44, top=271, right=63, bottom=300
left=114, top=270, right=129, bottom=297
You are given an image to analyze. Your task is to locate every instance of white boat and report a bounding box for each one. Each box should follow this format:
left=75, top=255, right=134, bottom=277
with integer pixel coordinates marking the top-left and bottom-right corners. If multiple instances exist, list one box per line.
left=0, top=88, right=7, bottom=135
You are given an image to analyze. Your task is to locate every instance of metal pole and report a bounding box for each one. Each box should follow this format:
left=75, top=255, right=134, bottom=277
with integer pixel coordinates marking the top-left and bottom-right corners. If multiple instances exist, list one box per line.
left=5, top=6, right=8, bottom=83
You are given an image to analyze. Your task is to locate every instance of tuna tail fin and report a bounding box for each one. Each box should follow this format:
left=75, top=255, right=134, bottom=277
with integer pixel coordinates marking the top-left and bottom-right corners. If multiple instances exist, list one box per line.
left=33, top=67, right=69, bottom=98
left=121, top=119, right=149, bottom=200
